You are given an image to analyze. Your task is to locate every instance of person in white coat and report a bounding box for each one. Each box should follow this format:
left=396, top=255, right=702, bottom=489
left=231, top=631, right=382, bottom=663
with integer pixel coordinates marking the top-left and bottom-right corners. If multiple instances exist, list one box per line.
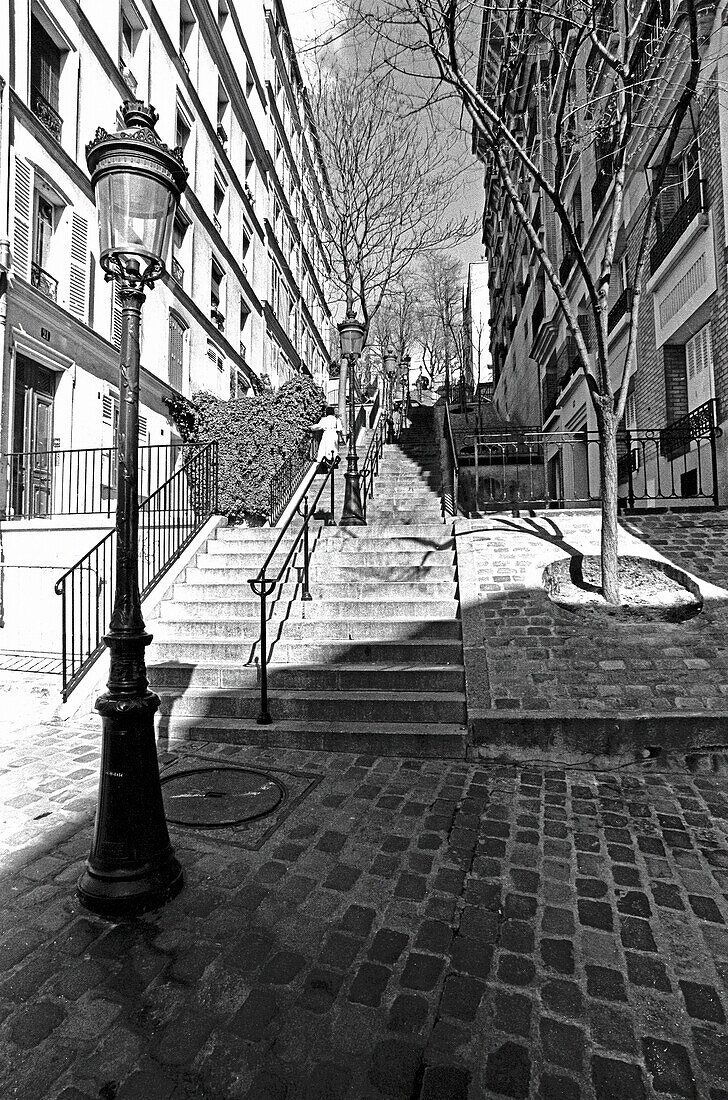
left=312, top=406, right=344, bottom=466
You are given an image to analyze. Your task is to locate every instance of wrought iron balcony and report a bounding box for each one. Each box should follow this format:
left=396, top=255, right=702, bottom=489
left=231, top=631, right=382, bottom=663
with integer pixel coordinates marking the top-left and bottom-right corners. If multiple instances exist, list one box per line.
left=650, top=184, right=708, bottom=275
left=31, top=87, right=62, bottom=142
left=240, top=341, right=247, bottom=362
left=608, top=287, right=634, bottom=331
left=211, top=306, right=225, bottom=331
left=213, top=214, right=221, bottom=232
left=660, top=398, right=716, bottom=460
left=171, top=256, right=184, bottom=284
left=31, top=261, right=58, bottom=301
left=217, top=123, right=228, bottom=146
left=179, top=51, right=190, bottom=74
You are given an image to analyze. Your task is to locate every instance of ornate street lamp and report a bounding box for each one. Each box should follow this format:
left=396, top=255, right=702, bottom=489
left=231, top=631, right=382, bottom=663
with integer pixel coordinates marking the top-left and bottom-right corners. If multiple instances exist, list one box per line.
left=401, top=353, right=411, bottom=416
left=383, top=345, right=397, bottom=443
left=338, top=312, right=367, bottom=526
left=79, top=101, right=188, bottom=917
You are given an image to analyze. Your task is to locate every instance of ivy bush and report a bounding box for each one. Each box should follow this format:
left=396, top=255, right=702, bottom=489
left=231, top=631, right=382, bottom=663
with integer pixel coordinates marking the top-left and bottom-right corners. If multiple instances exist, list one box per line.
left=167, top=375, right=325, bottom=521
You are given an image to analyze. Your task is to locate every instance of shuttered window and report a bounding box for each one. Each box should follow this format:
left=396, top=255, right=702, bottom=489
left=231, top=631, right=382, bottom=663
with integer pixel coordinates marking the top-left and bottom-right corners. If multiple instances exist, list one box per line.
left=168, top=312, right=186, bottom=392
left=111, top=282, right=123, bottom=348
left=30, top=17, right=61, bottom=111
left=69, top=212, right=88, bottom=320
left=12, top=156, right=32, bottom=280
left=686, top=323, right=714, bottom=411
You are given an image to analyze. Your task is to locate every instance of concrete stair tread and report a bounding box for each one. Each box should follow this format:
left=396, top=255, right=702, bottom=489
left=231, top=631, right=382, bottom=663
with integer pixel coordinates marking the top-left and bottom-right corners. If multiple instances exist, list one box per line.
left=159, top=687, right=465, bottom=702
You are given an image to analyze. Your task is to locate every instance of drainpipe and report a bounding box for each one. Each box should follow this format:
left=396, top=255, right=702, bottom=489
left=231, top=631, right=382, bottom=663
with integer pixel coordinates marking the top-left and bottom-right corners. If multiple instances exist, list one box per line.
left=0, top=73, right=11, bottom=508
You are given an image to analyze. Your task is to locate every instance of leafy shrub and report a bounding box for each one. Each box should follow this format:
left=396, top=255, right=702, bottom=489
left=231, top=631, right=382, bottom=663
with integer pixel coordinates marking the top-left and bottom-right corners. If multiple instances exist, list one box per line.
left=167, top=376, right=325, bottom=521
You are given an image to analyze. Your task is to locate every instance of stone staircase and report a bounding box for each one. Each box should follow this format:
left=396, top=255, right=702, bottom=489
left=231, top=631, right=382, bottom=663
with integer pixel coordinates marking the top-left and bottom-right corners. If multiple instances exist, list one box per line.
left=150, top=404, right=468, bottom=757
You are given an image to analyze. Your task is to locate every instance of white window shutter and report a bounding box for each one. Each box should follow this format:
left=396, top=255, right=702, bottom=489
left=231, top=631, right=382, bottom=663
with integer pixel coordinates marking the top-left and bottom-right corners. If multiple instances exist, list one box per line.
left=69, top=212, right=89, bottom=320
left=111, top=282, right=123, bottom=348
left=12, top=156, right=33, bottom=281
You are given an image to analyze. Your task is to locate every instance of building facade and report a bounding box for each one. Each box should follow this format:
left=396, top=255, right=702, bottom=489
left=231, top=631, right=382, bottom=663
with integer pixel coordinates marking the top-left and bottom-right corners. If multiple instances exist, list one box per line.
left=477, top=0, right=727, bottom=507
left=0, top=0, right=334, bottom=520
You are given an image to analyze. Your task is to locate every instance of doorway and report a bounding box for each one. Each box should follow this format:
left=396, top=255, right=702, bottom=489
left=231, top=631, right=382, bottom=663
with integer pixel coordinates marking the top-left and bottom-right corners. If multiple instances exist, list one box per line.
left=11, top=356, right=56, bottom=518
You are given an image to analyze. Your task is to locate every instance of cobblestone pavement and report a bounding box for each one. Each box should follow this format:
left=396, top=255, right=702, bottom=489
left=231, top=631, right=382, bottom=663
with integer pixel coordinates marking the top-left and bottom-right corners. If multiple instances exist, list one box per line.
left=1, top=722, right=728, bottom=1098
left=458, top=512, right=728, bottom=717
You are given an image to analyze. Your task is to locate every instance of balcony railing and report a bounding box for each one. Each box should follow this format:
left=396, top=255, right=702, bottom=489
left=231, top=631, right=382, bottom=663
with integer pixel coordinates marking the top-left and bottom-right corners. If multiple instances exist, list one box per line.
left=659, top=398, right=716, bottom=460
left=171, top=256, right=184, bottom=284
left=213, top=214, right=222, bottom=232
left=30, top=87, right=62, bottom=142
left=608, top=287, right=634, bottom=331
left=211, top=306, right=225, bottom=331
left=240, top=341, right=247, bottom=361
left=30, top=261, right=58, bottom=301
left=650, top=184, right=708, bottom=275
left=216, top=123, right=228, bottom=146
left=3, top=443, right=199, bottom=520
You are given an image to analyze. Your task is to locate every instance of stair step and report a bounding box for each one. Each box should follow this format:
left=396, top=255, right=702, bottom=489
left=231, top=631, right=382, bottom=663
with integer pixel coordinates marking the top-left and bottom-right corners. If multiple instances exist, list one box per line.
left=282, top=619, right=462, bottom=640
left=183, top=566, right=298, bottom=584
left=289, top=599, right=459, bottom=619
left=158, top=688, right=467, bottom=724
left=154, top=620, right=265, bottom=639
left=156, top=716, right=468, bottom=759
left=308, top=565, right=455, bottom=581
left=150, top=662, right=465, bottom=692
left=314, top=549, right=454, bottom=565
left=273, top=640, right=463, bottom=665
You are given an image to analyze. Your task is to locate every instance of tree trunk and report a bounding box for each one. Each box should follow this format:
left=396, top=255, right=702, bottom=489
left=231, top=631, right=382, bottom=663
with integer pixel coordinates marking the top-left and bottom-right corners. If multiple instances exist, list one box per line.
left=337, top=356, right=348, bottom=425
left=598, top=408, right=620, bottom=604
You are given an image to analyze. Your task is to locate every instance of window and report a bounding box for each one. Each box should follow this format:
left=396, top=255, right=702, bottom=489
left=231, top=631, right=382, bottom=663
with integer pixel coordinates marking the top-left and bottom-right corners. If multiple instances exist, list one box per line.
left=245, top=62, right=254, bottom=98
left=30, top=15, right=63, bottom=141
left=240, top=298, right=251, bottom=359
left=242, top=220, right=251, bottom=268
left=175, top=102, right=191, bottom=155
left=658, top=139, right=701, bottom=231
left=213, top=170, right=226, bottom=232
left=686, top=323, right=714, bottom=411
left=171, top=216, right=188, bottom=285
left=207, top=341, right=225, bottom=374
left=211, top=258, right=225, bottom=329
left=118, top=2, right=142, bottom=94
left=217, top=80, right=229, bottom=147
left=168, top=312, right=187, bottom=392
left=179, top=0, right=195, bottom=65
left=217, top=0, right=229, bottom=31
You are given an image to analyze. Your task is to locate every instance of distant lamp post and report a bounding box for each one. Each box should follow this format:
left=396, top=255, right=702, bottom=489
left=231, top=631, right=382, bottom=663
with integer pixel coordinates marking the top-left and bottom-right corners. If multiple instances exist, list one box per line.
left=338, top=312, right=367, bottom=526
left=78, top=101, right=188, bottom=917
left=383, top=345, right=397, bottom=442
left=401, top=354, right=411, bottom=414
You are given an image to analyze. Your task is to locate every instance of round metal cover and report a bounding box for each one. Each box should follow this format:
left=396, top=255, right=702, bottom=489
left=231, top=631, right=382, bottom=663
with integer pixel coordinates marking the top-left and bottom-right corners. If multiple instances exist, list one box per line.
left=162, top=766, right=286, bottom=827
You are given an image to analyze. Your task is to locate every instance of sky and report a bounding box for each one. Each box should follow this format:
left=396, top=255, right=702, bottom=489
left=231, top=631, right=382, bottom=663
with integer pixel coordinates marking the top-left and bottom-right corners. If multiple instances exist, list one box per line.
left=281, top=0, right=486, bottom=271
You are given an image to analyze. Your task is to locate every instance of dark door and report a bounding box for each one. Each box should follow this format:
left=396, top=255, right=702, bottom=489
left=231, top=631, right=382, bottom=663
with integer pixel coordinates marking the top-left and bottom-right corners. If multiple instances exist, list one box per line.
left=12, top=356, right=55, bottom=518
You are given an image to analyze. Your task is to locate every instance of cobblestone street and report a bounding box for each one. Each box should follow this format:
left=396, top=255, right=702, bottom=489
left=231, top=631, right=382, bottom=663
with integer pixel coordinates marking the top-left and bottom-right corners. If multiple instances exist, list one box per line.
left=1, top=722, right=727, bottom=1098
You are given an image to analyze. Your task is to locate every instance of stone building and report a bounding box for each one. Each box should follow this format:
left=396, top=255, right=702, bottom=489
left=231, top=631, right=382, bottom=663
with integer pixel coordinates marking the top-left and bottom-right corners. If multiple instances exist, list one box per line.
left=477, top=0, right=726, bottom=507
left=0, top=0, right=334, bottom=507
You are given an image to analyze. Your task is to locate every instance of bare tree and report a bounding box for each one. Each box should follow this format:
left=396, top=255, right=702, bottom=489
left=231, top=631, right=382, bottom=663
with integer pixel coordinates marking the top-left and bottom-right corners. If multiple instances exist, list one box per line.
left=344, top=0, right=711, bottom=603
left=412, top=252, right=466, bottom=396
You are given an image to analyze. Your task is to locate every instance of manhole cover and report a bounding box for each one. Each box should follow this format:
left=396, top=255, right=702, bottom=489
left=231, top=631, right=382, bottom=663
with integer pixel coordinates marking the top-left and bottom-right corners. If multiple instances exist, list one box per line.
left=161, top=766, right=286, bottom=827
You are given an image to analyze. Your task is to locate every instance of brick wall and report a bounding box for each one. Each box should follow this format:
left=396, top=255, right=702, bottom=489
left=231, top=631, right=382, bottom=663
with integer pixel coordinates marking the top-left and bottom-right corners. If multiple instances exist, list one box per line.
left=701, top=84, right=728, bottom=424
left=664, top=344, right=689, bottom=423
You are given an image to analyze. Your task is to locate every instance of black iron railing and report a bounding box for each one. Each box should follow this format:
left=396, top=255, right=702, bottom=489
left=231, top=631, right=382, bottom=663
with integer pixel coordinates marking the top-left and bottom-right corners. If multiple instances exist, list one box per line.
left=650, top=184, right=708, bottom=274
left=443, top=401, right=460, bottom=516
left=31, top=87, right=62, bottom=141
left=249, top=461, right=338, bottom=724
left=359, top=410, right=387, bottom=520
left=456, top=417, right=718, bottom=513
left=31, top=261, right=58, bottom=301
left=269, top=438, right=316, bottom=526
left=171, top=256, right=184, bottom=284
left=54, top=442, right=219, bottom=700
left=3, top=443, right=194, bottom=520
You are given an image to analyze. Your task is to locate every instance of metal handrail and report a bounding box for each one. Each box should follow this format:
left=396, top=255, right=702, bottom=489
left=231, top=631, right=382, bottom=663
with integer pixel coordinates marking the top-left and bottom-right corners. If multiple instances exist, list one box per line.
left=359, top=410, right=387, bottom=520
left=248, top=459, right=338, bottom=724
left=443, top=400, right=459, bottom=516
left=3, top=442, right=199, bottom=520
left=54, top=442, right=218, bottom=700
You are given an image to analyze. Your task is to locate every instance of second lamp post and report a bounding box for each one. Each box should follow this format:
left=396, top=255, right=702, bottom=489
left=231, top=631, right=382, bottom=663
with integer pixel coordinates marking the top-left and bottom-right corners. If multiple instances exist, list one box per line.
left=338, top=313, right=367, bottom=526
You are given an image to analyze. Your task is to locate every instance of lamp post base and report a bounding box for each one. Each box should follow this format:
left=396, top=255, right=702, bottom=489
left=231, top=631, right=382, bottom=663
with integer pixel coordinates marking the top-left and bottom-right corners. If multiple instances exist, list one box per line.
left=78, top=683, right=183, bottom=918
left=340, top=467, right=366, bottom=526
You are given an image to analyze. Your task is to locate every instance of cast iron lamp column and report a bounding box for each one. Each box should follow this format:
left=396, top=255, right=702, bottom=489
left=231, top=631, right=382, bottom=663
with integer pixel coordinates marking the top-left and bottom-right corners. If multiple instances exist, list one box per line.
left=339, top=313, right=366, bottom=526
left=78, top=101, right=188, bottom=917
left=383, top=345, right=397, bottom=443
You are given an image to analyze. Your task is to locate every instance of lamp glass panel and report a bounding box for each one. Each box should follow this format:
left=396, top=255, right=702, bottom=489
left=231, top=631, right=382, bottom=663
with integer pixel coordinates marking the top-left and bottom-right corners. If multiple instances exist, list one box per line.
left=97, top=171, right=176, bottom=266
